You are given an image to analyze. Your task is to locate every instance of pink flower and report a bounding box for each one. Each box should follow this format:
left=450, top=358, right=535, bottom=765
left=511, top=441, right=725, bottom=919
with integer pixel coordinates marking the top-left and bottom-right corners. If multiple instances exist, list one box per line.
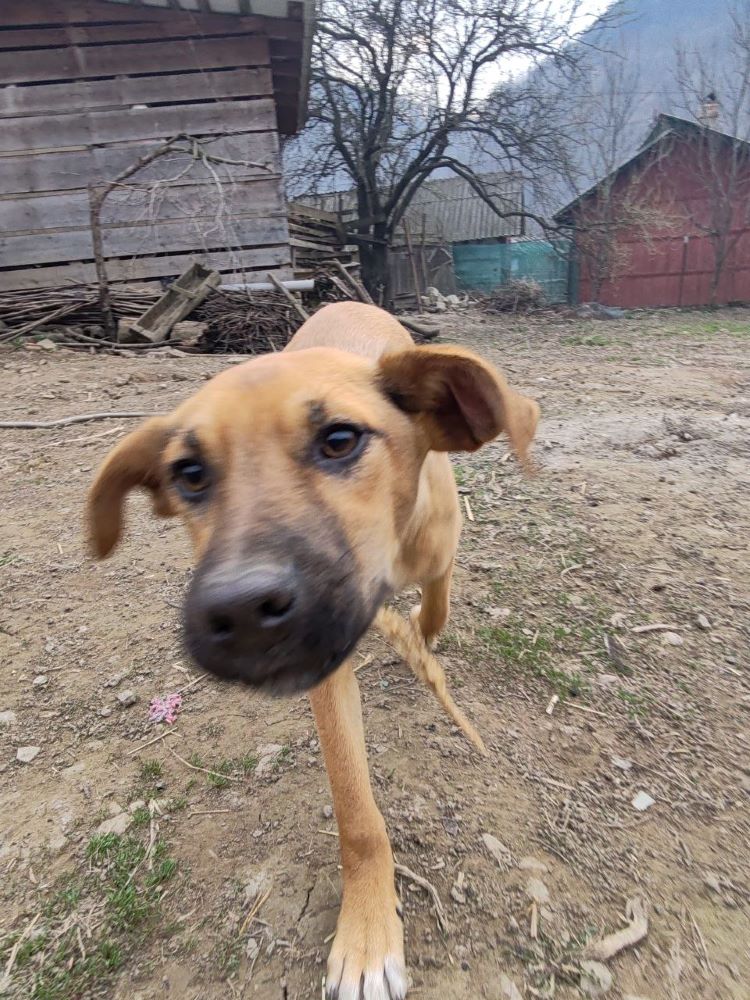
left=148, top=692, right=182, bottom=724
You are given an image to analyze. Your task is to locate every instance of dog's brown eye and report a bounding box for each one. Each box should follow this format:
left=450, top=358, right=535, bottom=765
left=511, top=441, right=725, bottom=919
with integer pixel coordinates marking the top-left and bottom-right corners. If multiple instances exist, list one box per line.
left=320, top=425, right=364, bottom=461
left=172, top=458, right=210, bottom=500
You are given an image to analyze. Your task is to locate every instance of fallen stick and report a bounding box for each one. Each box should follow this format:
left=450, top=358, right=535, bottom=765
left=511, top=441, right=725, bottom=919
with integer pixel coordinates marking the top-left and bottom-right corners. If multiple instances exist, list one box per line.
left=400, top=316, right=441, bottom=340
left=169, top=747, right=243, bottom=783
left=126, top=728, right=180, bottom=757
left=0, top=300, right=95, bottom=343
left=1, top=912, right=41, bottom=989
left=332, top=259, right=374, bottom=305
left=586, top=897, right=648, bottom=960
left=395, top=863, right=448, bottom=933
left=0, top=411, right=154, bottom=429
left=266, top=271, right=309, bottom=322
left=631, top=624, right=682, bottom=634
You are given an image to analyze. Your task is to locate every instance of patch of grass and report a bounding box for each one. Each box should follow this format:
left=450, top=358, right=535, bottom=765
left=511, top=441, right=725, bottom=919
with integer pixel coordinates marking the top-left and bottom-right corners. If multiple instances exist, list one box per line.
left=1, top=831, right=179, bottom=999
left=562, top=333, right=612, bottom=347
left=452, top=463, right=467, bottom=487
left=239, top=753, right=258, bottom=775
left=207, top=759, right=233, bottom=789
left=139, top=759, right=163, bottom=780
left=0, top=550, right=22, bottom=568
left=130, top=806, right=151, bottom=828
left=477, top=621, right=588, bottom=699
left=617, top=687, right=651, bottom=718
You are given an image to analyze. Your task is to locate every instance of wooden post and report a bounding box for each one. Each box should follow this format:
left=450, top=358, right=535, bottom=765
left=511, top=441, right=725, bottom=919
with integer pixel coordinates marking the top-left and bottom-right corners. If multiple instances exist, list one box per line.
left=402, top=219, right=424, bottom=313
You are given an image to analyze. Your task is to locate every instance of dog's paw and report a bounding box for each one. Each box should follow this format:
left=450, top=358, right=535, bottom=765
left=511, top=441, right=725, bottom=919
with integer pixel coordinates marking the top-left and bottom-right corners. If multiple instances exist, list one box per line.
left=325, top=887, right=407, bottom=999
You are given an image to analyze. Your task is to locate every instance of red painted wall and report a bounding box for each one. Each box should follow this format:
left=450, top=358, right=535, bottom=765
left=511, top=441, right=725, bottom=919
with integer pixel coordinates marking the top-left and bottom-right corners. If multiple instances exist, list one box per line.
left=572, top=137, right=750, bottom=307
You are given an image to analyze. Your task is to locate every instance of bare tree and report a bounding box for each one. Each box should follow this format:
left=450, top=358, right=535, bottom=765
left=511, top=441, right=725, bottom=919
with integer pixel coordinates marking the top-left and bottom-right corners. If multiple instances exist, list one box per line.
left=285, top=0, right=613, bottom=300
left=555, top=47, right=680, bottom=299
left=673, top=3, right=750, bottom=304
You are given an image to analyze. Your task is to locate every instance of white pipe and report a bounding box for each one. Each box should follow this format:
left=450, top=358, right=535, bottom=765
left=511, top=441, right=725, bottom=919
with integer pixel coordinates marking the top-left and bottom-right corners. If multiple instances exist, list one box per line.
left=222, top=280, right=315, bottom=292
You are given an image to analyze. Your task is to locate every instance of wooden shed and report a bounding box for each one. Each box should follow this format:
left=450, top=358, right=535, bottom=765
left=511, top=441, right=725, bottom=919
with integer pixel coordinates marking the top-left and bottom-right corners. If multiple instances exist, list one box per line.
left=0, top=0, right=313, bottom=292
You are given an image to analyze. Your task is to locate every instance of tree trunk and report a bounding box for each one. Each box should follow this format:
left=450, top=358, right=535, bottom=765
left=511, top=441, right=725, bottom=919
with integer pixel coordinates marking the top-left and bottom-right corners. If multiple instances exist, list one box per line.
left=360, top=223, right=390, bottom=306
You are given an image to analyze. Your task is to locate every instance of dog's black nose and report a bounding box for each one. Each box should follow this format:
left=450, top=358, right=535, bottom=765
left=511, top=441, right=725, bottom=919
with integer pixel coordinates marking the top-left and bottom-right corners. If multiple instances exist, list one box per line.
left=195, top=564, right=298, bottom=651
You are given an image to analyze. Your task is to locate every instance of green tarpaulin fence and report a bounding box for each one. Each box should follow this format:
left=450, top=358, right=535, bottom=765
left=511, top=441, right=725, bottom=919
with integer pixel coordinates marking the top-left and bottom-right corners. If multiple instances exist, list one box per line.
left=453, top=239, right=572, bottom=303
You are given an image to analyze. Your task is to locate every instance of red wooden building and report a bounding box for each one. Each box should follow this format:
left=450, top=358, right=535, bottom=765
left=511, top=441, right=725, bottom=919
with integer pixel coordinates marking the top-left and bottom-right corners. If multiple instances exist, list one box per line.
left=555, top=114, right=750, bottom=308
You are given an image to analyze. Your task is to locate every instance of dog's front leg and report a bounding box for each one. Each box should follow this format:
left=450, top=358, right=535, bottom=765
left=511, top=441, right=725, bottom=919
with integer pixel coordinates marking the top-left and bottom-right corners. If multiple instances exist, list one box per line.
left=309, top=661, right=407, bottom=1000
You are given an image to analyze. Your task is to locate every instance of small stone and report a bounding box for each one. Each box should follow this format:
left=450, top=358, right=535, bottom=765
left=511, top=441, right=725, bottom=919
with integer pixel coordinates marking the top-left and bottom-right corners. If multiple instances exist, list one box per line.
left=696, top=614, right=711, bottom=630
left=518, top=856, right=548, bottom=874
left=100, top=707, right=112, bottom=718
left=255, top=743, right=283, bottom=776
left=116, top=689, right=137, bottom=707
left=441, top=816, right=459, bottom=837
left=95, top=812, right=133, bottom=836
left=16, top=746, right=40, bottom=764
left=450, top=872, right=466, bottom=904
left=48, top=833, right=69, bottom=854
left=487, top=606, right=511, bottom=620
left=500, top=973, right=523, bottom=1000
left=580, top=960, right=613, bottom=995
left=245, top=937, right=260, bottom=961
left=33, top=674, right=48, bottom=687
left=662, top=632, right=683, bottom=646
left=632, top=791, right=655, bottom=811
left=129, top=799, right=146, bottom=813
left=481, top=833, right=512, bottom=870
left=609, top=612, right=627, bottom=628
left=242, top=872, right=271, bottom=907
left=703, top=871, right=722, bottom=893
left=526, top=877, right=550, bottom=905
left=37, top=338, right=58, bottom=351
left=322, top=805, right=334, bottom=820
left=0, top=710, right=17, bottom=727
left=611, top=755, right=633, bottom=771
left=597, top=673, right=619, bottom=686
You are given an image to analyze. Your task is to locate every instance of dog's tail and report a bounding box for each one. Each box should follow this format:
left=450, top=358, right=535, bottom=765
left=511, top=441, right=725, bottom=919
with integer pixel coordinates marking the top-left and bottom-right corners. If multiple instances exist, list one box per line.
left=374, top=606, right=487, bottom=756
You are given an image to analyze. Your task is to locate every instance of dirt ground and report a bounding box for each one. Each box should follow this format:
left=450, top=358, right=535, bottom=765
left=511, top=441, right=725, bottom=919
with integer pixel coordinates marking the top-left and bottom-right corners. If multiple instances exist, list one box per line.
left=1, top=306, right=749, bottom=1000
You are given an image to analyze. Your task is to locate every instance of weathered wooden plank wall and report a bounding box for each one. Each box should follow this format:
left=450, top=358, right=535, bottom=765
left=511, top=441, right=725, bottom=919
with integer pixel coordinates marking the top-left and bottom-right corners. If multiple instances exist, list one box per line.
left=0, top=0, right=294, bottom=292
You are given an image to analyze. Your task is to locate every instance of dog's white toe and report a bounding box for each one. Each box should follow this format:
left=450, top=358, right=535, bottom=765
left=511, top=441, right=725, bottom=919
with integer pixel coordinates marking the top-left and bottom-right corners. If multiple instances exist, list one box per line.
left=325, top=884, right=407, bottom=999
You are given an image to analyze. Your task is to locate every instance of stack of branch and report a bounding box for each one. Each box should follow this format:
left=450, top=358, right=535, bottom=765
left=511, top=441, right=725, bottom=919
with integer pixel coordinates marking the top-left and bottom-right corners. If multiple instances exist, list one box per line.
left=0, top=286, right=159, bottom=344
left=192, top=288, right=297, bottom=354
left=479, top=279, right=546, bottom=314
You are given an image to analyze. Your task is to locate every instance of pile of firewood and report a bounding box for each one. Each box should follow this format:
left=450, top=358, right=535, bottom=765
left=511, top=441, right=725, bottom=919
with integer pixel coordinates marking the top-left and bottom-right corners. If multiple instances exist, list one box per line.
left=0, top=262, right=440, bottom=353
left=479, top=278, right=546, bottom=314
left=192, top=289, right=297, bottom=354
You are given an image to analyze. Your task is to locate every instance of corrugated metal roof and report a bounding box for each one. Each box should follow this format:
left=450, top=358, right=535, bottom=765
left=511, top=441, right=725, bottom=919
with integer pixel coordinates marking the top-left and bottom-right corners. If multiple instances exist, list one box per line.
left=302, top=172, right=524, bottom=242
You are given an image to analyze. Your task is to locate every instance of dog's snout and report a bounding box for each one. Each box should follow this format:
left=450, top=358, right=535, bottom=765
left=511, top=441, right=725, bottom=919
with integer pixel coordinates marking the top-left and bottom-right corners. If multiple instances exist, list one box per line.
left=197, top=565, right=298, bottom=649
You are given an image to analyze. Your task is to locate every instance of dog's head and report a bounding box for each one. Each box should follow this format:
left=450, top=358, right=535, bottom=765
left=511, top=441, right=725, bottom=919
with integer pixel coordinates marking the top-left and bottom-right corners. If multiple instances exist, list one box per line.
left=87, top=344, right=538, bottom=693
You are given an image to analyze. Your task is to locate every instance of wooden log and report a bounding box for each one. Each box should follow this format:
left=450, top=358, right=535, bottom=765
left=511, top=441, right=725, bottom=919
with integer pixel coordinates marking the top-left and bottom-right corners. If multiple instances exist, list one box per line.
left=130, top=263, right=221, bottom=343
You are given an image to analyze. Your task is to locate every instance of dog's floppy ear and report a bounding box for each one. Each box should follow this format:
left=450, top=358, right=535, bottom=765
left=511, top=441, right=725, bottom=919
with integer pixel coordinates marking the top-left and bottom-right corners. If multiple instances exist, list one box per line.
left=87, top=417, right=174, bottom=559
left=379, top=345, right=540, bottom=462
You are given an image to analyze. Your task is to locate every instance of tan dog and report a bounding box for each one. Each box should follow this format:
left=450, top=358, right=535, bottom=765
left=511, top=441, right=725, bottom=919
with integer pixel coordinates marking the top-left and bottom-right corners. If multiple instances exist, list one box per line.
left=87, top=301, right=539, bottom=1000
